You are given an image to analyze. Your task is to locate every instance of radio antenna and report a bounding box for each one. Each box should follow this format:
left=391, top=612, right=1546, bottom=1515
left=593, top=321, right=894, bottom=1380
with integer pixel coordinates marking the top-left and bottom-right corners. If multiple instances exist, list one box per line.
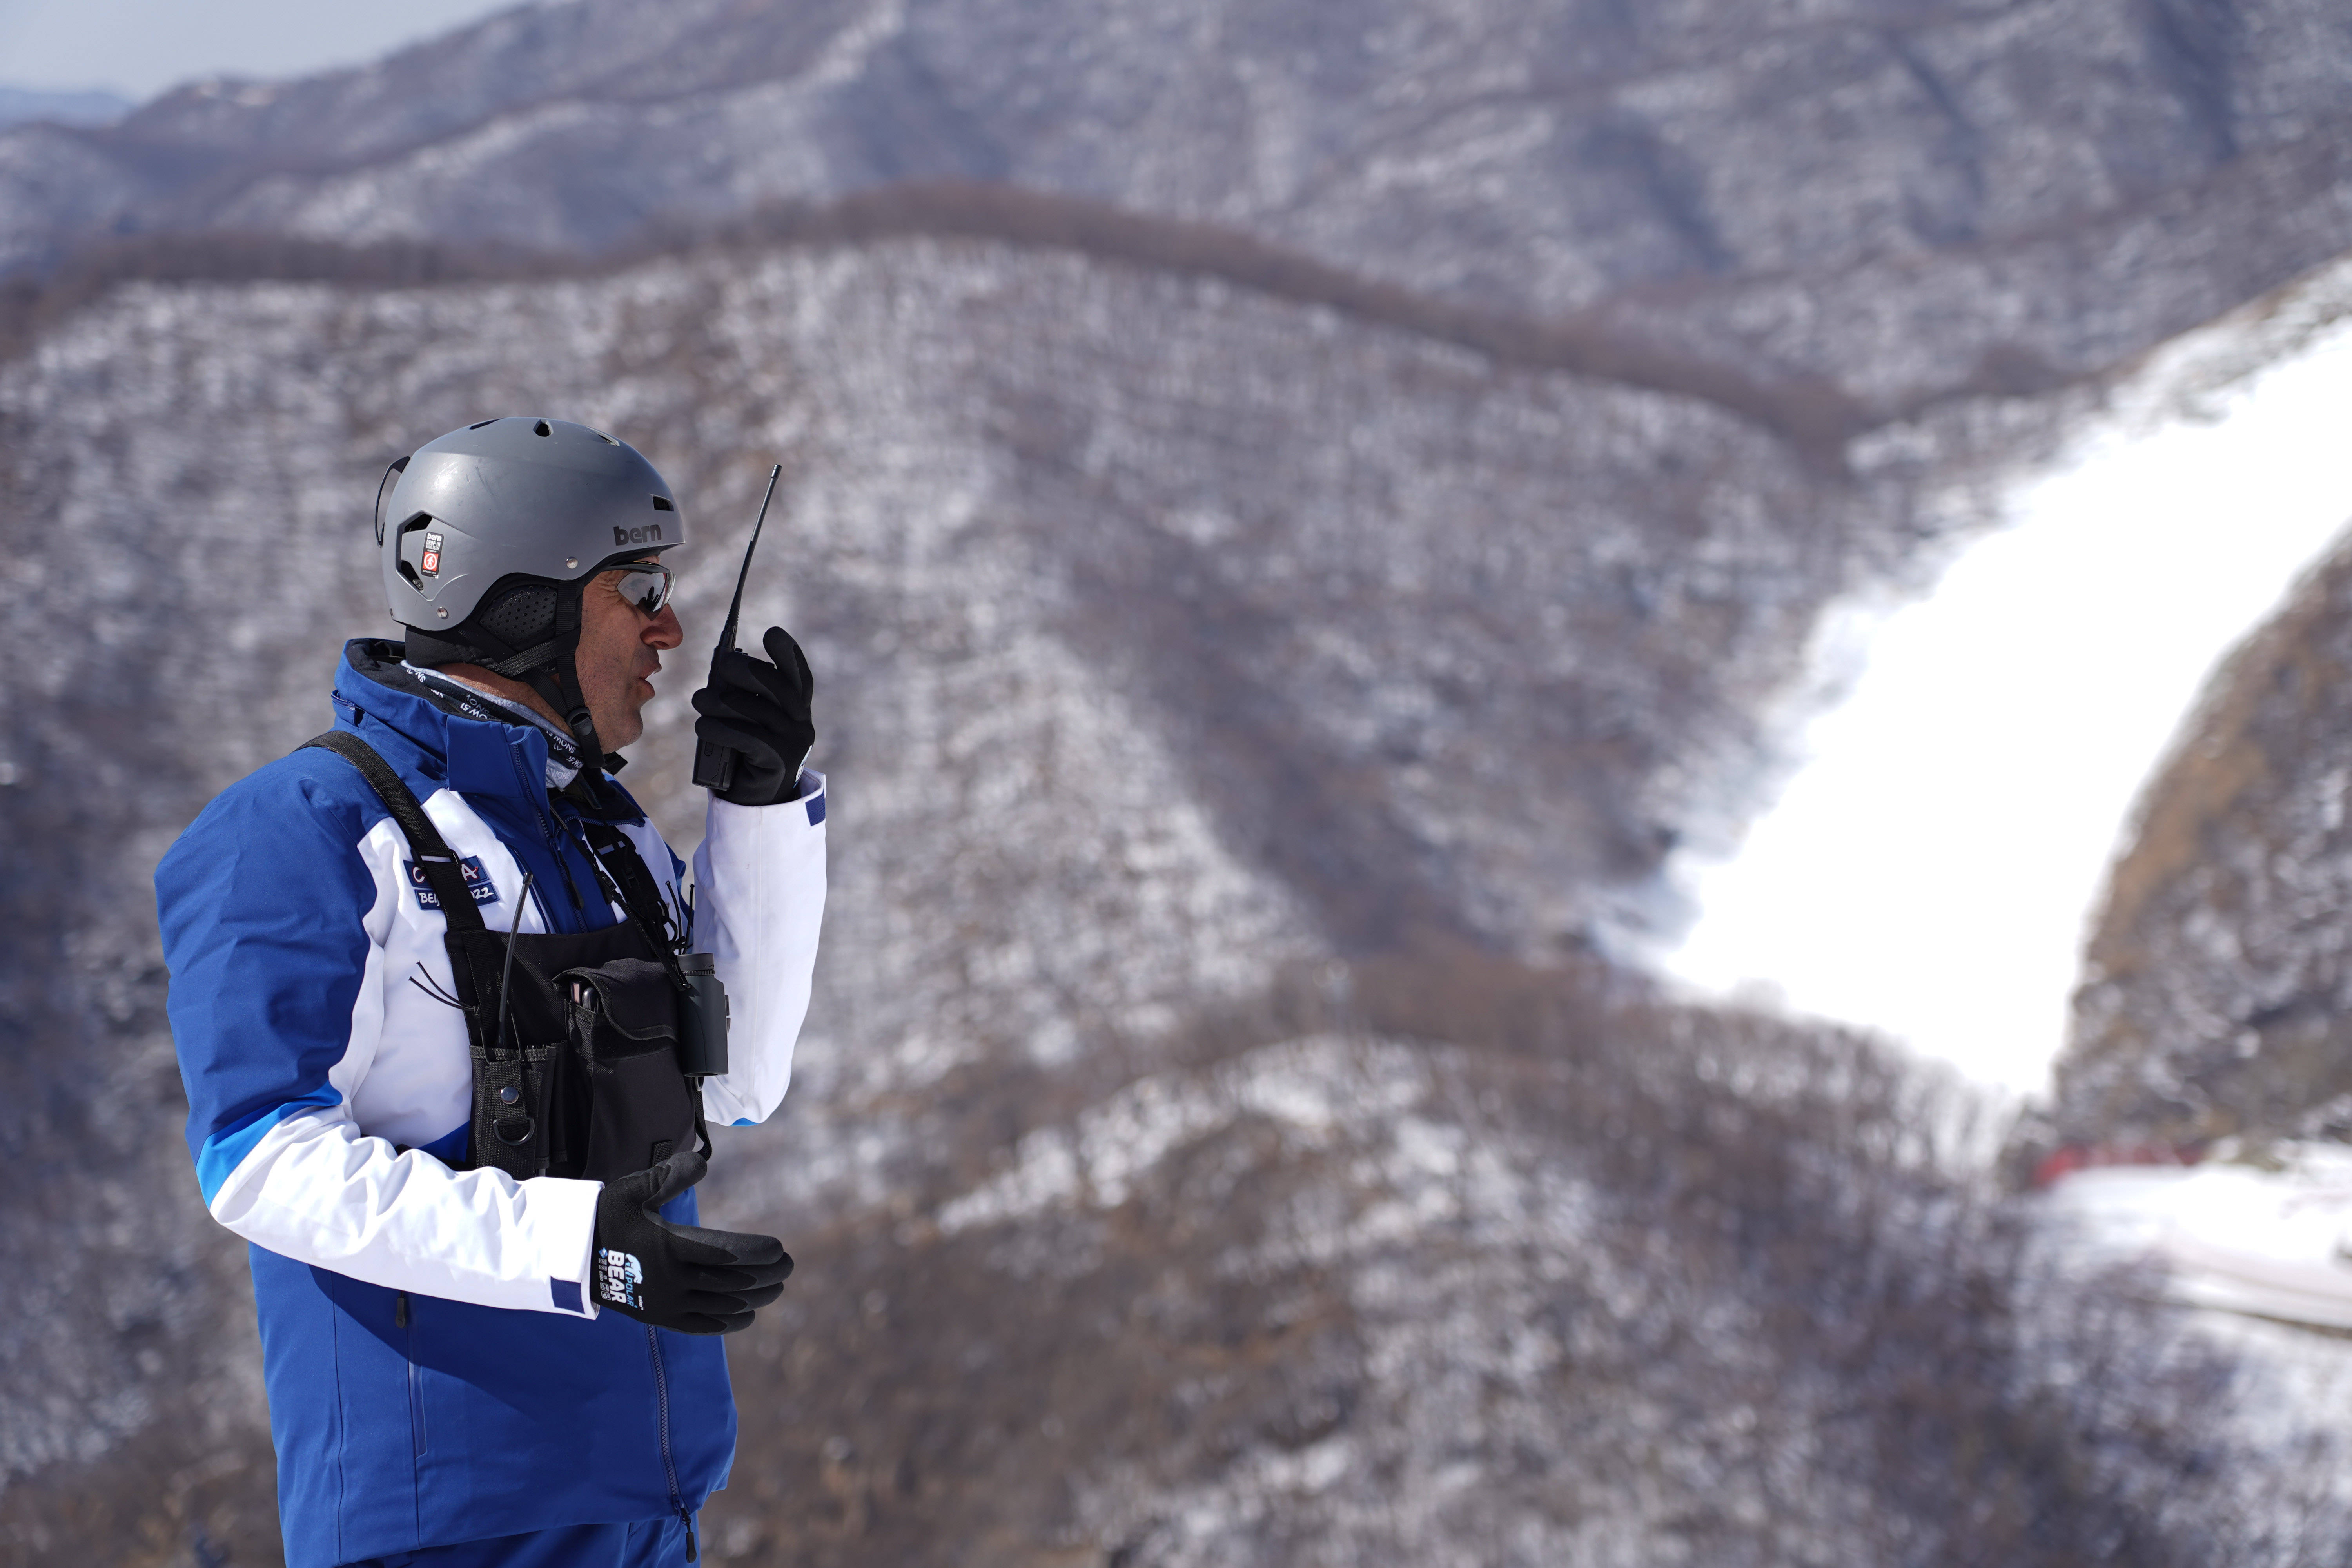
left=692, top=464, right=784, bottom=792
left=495, top=870, right=536, bottom=1053
left=717, top=465, right=782, bottom=655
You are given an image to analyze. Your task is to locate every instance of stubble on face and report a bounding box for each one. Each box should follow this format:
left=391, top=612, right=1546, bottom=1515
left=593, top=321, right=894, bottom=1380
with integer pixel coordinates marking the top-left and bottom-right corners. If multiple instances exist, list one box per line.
left=575, top=566, right=684, bottom=750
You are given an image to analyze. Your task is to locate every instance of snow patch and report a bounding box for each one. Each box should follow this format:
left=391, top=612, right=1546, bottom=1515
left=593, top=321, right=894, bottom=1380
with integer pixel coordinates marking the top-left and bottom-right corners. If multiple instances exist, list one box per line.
left=1656, top=256, right=2352, bottom=1093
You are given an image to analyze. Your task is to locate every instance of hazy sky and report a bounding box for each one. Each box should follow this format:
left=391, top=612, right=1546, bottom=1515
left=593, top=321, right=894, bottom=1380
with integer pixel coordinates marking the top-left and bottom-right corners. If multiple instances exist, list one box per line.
left=0, top=0, right=526, bottom=100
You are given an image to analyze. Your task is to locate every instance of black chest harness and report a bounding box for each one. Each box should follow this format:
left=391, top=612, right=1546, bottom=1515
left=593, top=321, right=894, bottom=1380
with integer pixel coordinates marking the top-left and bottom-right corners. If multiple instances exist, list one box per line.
left=302, top=731, right=731, bottom=1185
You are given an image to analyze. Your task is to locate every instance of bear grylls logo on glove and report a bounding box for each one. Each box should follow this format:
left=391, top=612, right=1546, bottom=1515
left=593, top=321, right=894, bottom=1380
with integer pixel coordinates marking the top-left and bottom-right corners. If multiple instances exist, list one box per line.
left=591, top=1149, right=791, bottom=1333
left=596, top=1247, right=646, bottom=1311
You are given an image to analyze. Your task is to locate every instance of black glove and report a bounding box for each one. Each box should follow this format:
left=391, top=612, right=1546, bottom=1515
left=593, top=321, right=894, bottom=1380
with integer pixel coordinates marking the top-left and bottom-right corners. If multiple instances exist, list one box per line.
left=691, top=625, right=815, bottom=807
left=592, top=1147, right=792, bottom=1334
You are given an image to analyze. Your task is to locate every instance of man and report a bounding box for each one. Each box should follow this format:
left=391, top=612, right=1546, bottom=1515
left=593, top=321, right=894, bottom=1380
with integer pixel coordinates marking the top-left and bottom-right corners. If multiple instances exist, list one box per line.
left=156, top=418, right=825, bottom=1568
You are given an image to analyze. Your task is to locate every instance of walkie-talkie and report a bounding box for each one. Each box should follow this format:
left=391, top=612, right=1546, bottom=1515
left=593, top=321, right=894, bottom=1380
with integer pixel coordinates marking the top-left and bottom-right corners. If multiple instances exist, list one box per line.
left=691, top=463, right=784, bottom=793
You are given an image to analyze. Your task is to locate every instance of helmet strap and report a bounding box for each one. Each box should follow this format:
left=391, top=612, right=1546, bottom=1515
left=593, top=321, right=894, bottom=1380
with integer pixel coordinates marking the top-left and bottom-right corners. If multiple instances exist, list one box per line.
left=507, top=590, right=622, bottom=804
left=432, top=580, right=620, bottom=803
left=405, top=577, right=637, bottom=802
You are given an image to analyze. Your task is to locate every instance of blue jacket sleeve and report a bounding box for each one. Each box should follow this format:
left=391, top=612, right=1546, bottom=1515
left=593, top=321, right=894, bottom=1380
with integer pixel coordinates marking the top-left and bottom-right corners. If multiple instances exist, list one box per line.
left=158, top=757, right=379, bottom=1200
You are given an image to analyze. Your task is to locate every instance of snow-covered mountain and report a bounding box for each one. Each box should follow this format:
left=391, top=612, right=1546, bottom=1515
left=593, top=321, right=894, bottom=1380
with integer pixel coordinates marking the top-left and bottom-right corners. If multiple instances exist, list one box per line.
left=9, top=2, right=2352, bottom=1563
left=1659, top=250, right=2352, bottom=1095
left=0, top=221, right=2333, bottom=1568
left=2021, top=255, right=2352, bottom=1155
left=11, top=0, right=2352, bottom=417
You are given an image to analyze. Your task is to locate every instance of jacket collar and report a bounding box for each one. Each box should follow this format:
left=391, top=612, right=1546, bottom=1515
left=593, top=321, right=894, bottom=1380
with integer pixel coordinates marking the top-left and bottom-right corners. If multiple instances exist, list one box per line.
left=330, top=638, right=553, bottom=806
left=331, top=639, right=651, bottom=823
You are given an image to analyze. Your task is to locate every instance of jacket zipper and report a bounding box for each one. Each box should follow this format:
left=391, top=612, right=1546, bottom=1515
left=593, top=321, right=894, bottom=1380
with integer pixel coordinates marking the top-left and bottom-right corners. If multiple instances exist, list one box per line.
left=510, top=744, right=587, bottom=915
left=397, top=1293, right=425, bottom=1459
left=532, top=799, right=587, bottom=914
left=645, top=1325, right=697, bottom=1560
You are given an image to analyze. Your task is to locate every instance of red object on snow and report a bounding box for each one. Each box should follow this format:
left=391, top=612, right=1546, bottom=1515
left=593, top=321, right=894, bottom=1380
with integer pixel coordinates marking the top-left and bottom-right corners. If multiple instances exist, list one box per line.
left=2032, top=1143, right=2203, bottom=1189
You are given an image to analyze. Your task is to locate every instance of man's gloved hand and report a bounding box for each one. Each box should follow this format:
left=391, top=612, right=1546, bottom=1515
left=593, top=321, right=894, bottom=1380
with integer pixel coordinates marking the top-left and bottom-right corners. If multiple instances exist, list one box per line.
left=592, top=1147, right=792, bottom=1334
left=691, top=625, right=815, bottom=807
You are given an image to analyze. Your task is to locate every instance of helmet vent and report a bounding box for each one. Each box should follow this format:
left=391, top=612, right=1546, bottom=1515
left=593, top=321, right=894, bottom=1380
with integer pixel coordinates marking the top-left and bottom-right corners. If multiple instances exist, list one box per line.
left=594, top=430, right=619, bottom=445
left=651, top=495, right=674, bottom=512
left=532, top=419, right=552, bottom=437
left=468, top=418, right=499, bottom=430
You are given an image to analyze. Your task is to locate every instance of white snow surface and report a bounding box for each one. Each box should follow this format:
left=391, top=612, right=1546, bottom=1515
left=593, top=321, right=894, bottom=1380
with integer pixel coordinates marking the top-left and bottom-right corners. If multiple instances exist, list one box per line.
left=2045, top=1152, right=2352, bottom=1314
left=1657, top=258, right=2352, bottom=1094
left=2043, top=1150, right=2352, bottom=1501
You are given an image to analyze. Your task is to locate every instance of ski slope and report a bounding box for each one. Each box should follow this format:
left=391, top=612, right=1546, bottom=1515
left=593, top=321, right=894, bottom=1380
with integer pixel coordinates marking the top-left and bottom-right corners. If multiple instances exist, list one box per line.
left=1657, top=260, right=2352, bottom=1094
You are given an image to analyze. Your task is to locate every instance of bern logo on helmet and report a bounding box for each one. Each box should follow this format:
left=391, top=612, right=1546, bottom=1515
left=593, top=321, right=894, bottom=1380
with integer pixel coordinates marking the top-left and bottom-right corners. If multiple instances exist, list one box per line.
left=612, top=523, right=664, bottom=546
left=420, top=532, right=444, bottom=575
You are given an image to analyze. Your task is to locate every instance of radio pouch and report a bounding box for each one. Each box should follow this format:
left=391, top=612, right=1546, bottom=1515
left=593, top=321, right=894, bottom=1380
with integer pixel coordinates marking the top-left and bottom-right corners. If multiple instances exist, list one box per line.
left=561, top=958, right=700, bottom=1180
left=298, top=730, right=704, bottom=1185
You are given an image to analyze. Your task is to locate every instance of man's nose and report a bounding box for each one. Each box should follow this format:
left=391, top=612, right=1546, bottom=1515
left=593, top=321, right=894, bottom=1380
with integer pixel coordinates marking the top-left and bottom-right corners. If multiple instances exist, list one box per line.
left=644, top=604, right=684, bottom=650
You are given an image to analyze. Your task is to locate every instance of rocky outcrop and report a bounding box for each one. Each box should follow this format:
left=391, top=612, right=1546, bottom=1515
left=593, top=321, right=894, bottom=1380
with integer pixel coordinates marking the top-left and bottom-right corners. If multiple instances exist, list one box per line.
left=2060, top=525, right=2352, bottom=1149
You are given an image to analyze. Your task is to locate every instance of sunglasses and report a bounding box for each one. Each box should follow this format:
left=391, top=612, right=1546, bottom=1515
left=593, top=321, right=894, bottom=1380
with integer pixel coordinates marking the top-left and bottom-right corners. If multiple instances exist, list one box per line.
left=609, top=560, right=676, bottom=617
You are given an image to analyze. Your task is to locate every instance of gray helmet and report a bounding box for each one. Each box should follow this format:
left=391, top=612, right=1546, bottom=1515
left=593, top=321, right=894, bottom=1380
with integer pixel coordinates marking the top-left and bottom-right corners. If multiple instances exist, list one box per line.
left=381, top=416, right=685, bottom=628
left=375, top=416, right=686, bottom=776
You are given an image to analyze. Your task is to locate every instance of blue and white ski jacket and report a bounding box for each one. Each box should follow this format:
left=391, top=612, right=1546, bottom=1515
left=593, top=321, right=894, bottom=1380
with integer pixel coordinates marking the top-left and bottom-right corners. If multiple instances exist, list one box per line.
left=155, top=641, right=826, bottom=1568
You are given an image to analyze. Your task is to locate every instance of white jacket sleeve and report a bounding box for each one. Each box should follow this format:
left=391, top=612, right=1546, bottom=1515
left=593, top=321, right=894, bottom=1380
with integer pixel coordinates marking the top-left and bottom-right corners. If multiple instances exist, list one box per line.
left=694, top=768, right=828, bottom=1127
left=209, top=1108, right=604, bottom=1316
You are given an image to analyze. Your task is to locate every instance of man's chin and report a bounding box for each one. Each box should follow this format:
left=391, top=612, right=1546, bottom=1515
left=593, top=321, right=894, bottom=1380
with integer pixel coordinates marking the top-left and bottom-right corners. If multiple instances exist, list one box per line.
left=585, top=713, right=645, bottom=753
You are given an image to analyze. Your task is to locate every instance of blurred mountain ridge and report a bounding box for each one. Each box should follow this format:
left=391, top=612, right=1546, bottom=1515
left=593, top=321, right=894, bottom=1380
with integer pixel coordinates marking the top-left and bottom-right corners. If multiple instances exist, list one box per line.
left=0, top=183, right=1867, bottom=459
left=0, top=87, right=131, bottom=132
left=9, top=0, right=2352, bottom=412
